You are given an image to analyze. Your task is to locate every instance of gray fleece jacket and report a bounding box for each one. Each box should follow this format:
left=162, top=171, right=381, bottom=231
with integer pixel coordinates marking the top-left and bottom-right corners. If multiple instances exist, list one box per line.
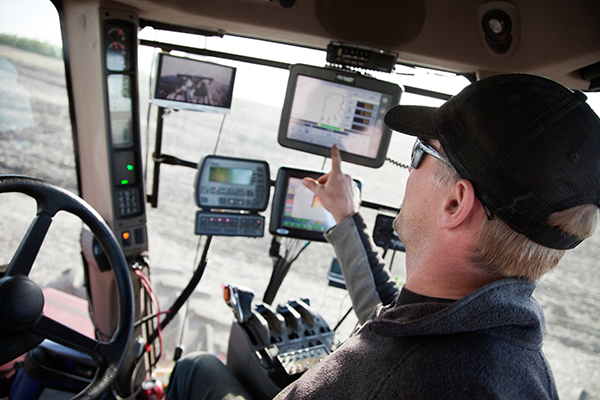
left=275, top=213, right=559, bottom=400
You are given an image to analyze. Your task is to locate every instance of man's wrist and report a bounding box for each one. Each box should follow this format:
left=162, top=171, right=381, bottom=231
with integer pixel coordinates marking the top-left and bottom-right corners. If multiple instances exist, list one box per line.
left=326, top=212, right=358, bottom=236
left=332, top=208, right=358, bottom=224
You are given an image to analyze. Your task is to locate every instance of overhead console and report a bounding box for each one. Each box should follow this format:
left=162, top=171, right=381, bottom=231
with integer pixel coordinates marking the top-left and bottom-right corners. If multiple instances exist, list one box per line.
left=278, top=64, right=402, bottom=168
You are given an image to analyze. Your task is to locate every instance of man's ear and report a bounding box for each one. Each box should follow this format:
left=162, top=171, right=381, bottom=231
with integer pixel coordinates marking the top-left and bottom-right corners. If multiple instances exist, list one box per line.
left=437, top=179, right=482, bottom=230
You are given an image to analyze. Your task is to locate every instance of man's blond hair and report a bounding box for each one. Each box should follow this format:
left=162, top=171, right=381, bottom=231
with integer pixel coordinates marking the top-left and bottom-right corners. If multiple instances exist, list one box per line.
left=431, top=152, right=599, bottom=281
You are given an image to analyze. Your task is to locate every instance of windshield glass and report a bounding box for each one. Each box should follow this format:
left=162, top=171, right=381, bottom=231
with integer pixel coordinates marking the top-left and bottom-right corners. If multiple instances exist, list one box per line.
left=137, top=28, right=472, bottom=210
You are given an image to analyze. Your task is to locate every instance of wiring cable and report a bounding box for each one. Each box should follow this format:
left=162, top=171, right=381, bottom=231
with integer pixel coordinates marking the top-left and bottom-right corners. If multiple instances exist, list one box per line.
left=133, top=267, right=165, bottom=364
left=388, top=250, right=396, bottom=272
left=321, top=155, right=327, bottom=170
left=333, top=302, right=353, bottom=333
left=385, top=156, right=410, bottom=169
left=212, top=114, right=227, bottom=155
left=263, top=238, right=310, bottom=305
left=111, top=356, right=144, bottom=400
left=173, top=235, right=206, bottom=361
left=144, top=236, right=212, bottom=350
left=111, top=264, right=166, bottom=399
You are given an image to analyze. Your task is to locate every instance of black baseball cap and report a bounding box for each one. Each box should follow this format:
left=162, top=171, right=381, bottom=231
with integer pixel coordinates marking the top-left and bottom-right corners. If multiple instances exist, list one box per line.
left=384, top=74, right=600, bottom=250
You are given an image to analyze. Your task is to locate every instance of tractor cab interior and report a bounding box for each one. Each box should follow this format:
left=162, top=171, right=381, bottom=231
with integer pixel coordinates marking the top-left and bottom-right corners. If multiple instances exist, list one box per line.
left=1, top=0, right=600, bottom=399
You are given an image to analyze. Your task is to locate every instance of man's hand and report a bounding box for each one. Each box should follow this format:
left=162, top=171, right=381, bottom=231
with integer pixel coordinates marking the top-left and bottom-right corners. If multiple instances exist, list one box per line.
left=302, top=145, right=360, bottom=224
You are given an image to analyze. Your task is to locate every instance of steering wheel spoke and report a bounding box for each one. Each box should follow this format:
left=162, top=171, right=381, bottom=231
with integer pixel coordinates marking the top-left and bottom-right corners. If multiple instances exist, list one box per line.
left=31, top=315, right=100, bottom=355
left=6, top=213, right=53, bottom=276
left=0, top=333, right=44, bottom=365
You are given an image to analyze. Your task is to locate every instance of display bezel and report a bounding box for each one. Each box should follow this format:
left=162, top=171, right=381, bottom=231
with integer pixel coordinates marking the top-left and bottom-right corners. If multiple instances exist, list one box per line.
left=278, top=64, right=402, bottom=168
left=152, top=53, right=236, bottom=113
left=269, top=166, right=361, bottom=242
left=195, top=155, right=271, bottom=212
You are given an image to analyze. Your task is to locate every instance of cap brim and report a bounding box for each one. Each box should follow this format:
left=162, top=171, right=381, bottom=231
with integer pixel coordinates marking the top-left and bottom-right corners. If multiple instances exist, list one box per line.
left=384, top=105, right=438, bottom=139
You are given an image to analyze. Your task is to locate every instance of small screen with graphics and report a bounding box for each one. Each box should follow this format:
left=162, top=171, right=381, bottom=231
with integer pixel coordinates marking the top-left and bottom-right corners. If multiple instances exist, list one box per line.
left=281, top=177, right=336, bottom=233
left=270, top=167, right=360, bottom=242
left=209, top=167, right=253, bottom=185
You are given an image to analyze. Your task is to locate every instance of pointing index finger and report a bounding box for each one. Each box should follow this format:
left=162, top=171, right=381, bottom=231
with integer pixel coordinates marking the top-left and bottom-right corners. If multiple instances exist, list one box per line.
left=331, top=144, right=342, bottom=173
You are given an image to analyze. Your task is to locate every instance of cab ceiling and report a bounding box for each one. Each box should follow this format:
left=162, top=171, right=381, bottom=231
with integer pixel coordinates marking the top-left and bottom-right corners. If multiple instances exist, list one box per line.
left=105, top=0, right=600, bottom=89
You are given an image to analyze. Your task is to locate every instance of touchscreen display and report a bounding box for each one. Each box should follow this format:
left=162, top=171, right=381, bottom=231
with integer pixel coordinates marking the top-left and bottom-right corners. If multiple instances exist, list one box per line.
left=281, top=177, right=336, bottom=233
left=278, top=65, right=401, bottom=168
left=286, top=75, right=392, bottom=160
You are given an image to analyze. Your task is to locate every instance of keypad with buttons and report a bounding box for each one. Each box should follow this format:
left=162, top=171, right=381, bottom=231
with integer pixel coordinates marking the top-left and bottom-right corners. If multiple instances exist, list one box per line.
left=195, top=211, right=264, bottom=237
left=117, top=188, right=141, bottom=217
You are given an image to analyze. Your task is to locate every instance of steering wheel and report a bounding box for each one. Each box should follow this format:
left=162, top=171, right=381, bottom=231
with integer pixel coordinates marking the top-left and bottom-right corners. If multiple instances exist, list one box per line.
left=0, top=175, right=134, bottom=400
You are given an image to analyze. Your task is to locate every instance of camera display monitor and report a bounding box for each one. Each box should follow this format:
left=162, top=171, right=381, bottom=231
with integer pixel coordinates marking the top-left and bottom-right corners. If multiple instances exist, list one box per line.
left=270, top=167, right=360, bottom=242
left=153, top=53, right=236, bottom=113
left=278, top=64, right=402, bottom=168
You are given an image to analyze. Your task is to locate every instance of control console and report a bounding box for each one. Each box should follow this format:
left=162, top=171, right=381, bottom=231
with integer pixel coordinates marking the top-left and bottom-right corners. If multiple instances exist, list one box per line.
left=224, top=285, right=337, bottom=400
left=194, top=155, right=271, bottom=237
left=195, top=155, right=270, bottom=211
left=195, top=211, right=264, bottom=237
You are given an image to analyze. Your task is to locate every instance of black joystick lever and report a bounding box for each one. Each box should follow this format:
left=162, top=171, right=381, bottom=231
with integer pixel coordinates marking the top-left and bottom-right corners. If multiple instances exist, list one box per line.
left=223, top=283, right=255, bottom=323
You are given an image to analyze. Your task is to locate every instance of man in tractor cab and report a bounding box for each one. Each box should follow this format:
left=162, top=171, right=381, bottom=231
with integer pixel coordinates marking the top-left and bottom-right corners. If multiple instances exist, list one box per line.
left=167, top=74, right=600, bottom=399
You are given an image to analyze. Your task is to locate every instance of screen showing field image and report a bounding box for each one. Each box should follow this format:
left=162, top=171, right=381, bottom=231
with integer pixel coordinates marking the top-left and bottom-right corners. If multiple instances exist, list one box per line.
left=282, top=177, right=336, bottom=232
left=286, top=75, right=392, bottom=159
left=153, top=53, right=236, bottom=113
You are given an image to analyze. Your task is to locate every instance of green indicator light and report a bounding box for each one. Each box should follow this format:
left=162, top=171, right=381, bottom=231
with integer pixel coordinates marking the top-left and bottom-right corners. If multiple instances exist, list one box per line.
left=127, top=164, right=134, bottom=171
left=121, top=179, right=129, bottom=185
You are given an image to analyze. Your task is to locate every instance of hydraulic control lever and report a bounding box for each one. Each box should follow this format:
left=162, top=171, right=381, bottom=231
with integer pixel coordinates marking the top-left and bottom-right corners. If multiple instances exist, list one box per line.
left=224, top=284, right=271, bottom=346
left=255, top=303, right=285, bottom=334
left=248, top=311, right=271, bottom=346
left=225, top=292, right=338, bottom=399
left=223, top=283, right=255, bottom=323
left=287, top=299, right=314, bottom=327
left=276, top=303, right=302, bottom=331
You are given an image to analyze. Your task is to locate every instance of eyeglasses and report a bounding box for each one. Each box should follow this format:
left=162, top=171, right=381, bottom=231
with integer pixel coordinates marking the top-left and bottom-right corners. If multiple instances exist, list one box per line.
left=411, top=138, right=449, bottom=169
